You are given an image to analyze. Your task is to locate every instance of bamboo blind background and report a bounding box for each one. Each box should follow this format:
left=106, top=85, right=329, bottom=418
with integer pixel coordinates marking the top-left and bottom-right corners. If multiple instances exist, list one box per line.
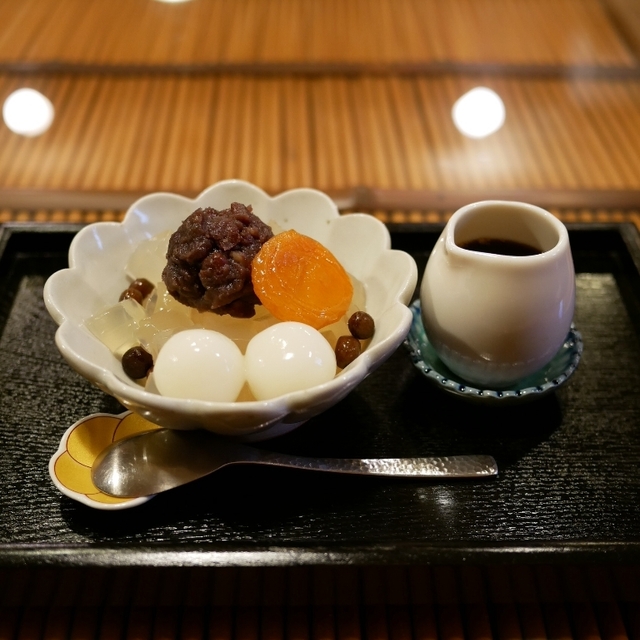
left=1, top=0, right=640, bottom=222
left=2, top=74, right=640, bottom=196
left=0, top=0, right=634, bottom=68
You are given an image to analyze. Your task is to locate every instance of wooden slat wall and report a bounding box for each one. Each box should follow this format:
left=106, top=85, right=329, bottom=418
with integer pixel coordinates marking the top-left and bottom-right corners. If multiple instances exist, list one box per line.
left=1, top=73, right=640, bottom=198
left=0, top=0, right=633, bottom=68
left=0, top=565, right=639, bottom=640
left=1, top=0, right=639, bottom=221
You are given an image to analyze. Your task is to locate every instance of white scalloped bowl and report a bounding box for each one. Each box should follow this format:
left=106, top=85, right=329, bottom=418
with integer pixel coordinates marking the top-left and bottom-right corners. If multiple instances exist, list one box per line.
left=44, top=180, right=418, bottom=440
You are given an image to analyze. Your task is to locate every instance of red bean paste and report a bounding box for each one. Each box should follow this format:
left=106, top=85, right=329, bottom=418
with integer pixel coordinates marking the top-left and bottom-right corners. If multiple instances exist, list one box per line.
left=162, top=203, right=274, bottom=318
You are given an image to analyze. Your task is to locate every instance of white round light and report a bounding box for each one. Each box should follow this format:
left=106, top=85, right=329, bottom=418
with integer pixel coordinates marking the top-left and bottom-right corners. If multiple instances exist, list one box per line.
left=245, top=322, right=336, bottom=400
left=2, top=88, right=54, bottom=137
left=452, top=87, right=505, bottom=139
left=154, top=329, right=245, bottom=402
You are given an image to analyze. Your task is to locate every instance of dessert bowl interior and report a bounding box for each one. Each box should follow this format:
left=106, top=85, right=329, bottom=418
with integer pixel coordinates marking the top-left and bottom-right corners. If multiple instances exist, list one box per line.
left=44, top=180, right=418, bottom=440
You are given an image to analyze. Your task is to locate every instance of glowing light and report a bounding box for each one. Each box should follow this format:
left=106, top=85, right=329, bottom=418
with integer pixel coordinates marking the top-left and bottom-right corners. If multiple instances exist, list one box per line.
left=2, top=88, right=54, bottom=136
left=154, top=0, right=192, bottom=3
left=452, top=87, right=505, bottom=139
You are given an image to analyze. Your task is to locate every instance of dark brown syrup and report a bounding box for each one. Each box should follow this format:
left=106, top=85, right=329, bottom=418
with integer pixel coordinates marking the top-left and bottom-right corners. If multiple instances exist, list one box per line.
left=460, top=237, right=541, bottom=256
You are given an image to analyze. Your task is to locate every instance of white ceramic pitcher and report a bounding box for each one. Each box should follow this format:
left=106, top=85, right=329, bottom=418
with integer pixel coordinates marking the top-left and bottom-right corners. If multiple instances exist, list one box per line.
left=420, top=201, right=575, bottom=388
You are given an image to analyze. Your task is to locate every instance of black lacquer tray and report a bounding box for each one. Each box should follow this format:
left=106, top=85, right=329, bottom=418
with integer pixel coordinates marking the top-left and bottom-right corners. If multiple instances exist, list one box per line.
left=1, top=221, right=640, bottom=568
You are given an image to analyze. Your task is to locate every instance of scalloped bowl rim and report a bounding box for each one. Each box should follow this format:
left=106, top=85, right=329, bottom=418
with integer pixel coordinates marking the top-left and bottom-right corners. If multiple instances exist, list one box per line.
left=44, top=180, right=418, bottom=438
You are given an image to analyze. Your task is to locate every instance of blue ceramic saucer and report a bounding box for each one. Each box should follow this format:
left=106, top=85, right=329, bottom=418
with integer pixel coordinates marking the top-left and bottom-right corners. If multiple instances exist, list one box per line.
left=404, top=300, right=583, bottom=403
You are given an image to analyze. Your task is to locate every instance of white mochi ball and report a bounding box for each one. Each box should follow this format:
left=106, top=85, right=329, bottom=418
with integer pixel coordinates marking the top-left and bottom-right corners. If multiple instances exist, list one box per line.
left=245, top=322, right=337, bottom=400
left=154, top=329, right=244, bottom=402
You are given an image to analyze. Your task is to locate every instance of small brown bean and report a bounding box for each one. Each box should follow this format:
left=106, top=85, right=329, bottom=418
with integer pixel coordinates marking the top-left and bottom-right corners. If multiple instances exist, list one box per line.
left=348, top=311, right=375, bottom=340
left=335, top=335, right=361, bottom=369
left=130, top=278, right=154, bottom=299
left=119, top=287, right=144, bottom=304
left=122, top=346, right=154, bottom=379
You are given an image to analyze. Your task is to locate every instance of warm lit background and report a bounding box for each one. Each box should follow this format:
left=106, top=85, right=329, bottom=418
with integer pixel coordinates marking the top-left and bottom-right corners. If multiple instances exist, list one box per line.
left=1, top=0, right=639, bottom=225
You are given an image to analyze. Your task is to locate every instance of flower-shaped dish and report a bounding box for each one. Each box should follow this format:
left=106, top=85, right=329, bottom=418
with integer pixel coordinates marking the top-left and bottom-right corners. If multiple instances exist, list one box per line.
left=49, top=411, right=160, bottom=510
left=44, top=180, right=418, bottom=440
left=405, top=300, right=583, bottom=403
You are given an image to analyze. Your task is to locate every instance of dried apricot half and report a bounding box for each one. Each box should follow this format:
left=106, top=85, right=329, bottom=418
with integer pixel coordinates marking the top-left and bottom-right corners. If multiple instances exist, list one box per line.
left=251, top=229, right=353, bottom=330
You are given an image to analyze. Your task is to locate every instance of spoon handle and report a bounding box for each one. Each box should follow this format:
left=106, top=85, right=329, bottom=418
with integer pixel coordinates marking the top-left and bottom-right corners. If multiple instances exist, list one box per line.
left=91, top=428, right=498, bottom=498
left=248, top=450, right=498, bottom=478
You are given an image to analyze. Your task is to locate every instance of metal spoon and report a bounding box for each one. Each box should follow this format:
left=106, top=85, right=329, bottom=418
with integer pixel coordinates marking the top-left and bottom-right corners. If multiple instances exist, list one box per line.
left=91, top=429, right=498, bottom=498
